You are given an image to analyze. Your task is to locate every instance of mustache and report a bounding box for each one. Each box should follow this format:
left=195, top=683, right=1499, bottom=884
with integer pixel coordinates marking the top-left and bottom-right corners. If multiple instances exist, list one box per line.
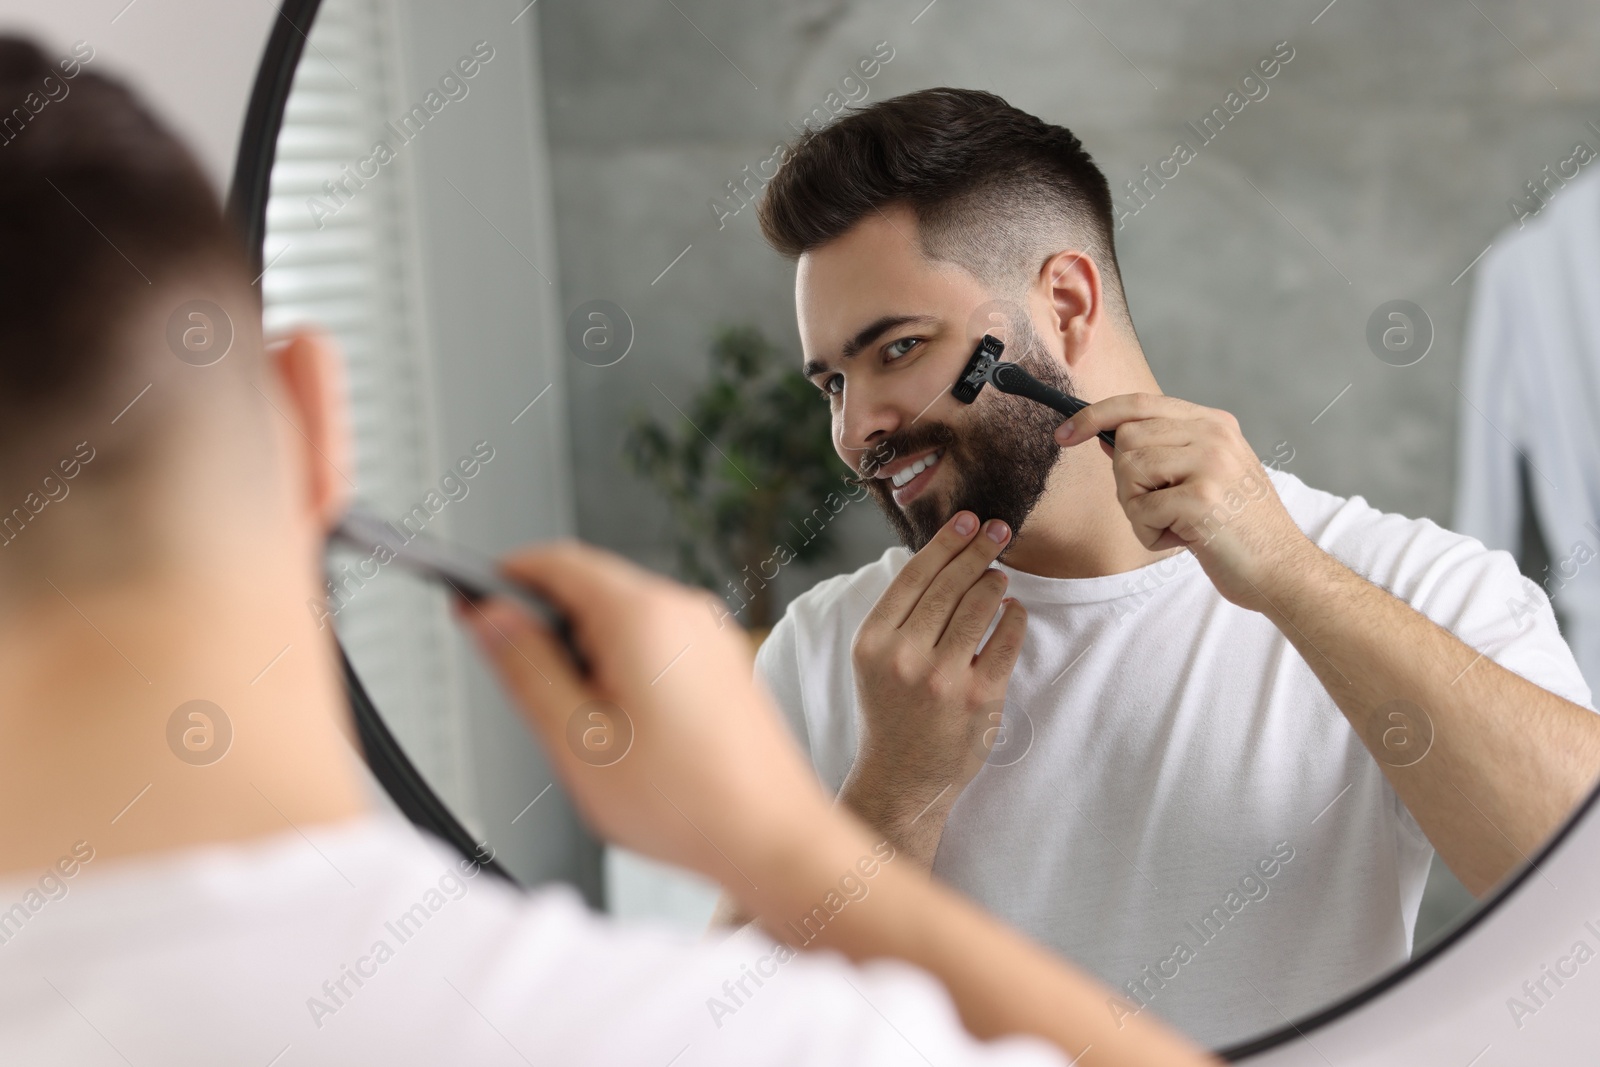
left=843, top=422, right=957, bottom=488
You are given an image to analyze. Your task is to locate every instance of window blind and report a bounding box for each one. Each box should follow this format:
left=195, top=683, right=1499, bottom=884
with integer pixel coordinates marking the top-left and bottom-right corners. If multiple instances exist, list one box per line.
left=260, top=0, right=473, bottom=824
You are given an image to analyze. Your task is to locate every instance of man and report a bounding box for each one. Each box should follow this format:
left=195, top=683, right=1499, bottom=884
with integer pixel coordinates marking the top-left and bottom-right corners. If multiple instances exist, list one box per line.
left=716, top=86, right=1600, bottom=1048
left=0, top=38, right=1212, bottom=1067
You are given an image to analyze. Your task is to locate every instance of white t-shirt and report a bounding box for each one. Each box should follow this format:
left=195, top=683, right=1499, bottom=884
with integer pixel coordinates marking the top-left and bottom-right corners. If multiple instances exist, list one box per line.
left=0, top=813, right=1066, bottom=1066
left=755, top=466, right=1596, bottom=1050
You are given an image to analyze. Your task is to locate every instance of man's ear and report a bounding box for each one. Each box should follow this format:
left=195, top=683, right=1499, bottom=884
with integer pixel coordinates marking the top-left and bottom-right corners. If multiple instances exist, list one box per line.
left=1039, top=248, right=1104, bottom=371
left=266, top=326, right=353, bottom=531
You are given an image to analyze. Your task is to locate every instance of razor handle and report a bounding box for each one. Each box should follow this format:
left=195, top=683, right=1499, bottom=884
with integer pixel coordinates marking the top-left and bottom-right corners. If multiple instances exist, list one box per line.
left=991, top=363, right=1118, bottom=448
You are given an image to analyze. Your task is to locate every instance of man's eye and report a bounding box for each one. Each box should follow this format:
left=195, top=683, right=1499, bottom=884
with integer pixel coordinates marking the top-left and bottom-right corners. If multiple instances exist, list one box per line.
left=886, top=337, right=921, bottom=360
left=817, top=374, right=843, bottom=398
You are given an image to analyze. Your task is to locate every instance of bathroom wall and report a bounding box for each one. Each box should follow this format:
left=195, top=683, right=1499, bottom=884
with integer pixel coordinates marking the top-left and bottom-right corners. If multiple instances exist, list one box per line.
left=534, top=0, right=1597, bottom=614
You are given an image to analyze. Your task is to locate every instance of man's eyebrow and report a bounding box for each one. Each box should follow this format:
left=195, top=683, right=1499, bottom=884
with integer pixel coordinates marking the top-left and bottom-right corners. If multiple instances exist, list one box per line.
left=802, top=313, right=940, bottom=380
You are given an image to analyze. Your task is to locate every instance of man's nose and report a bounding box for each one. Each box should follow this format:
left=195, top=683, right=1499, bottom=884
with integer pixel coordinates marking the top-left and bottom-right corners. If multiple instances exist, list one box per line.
left=836, top=388, right=901, bottom=470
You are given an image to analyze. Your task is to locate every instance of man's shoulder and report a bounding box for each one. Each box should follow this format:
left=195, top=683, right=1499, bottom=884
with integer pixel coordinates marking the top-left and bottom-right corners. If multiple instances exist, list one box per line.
left=1269, top=465, right=1486, bottom=574
left=755, top=545, right=906, bottom=690
left=1270, top=467, right=1593, bottom=703
left=777, top=544, right=910, bottom=633
left=1268, top=464, right=1535, bottom=621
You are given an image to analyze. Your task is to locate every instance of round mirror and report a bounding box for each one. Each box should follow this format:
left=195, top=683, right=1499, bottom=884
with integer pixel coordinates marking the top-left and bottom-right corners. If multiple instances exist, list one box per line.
left=235, top=0, right=1600, bottom=1056
left=250, top=0, right=601, bottom=901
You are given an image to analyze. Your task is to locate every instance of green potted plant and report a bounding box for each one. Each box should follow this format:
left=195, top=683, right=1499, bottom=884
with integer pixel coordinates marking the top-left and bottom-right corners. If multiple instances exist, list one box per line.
left=622, top=323, right=851, bottom=642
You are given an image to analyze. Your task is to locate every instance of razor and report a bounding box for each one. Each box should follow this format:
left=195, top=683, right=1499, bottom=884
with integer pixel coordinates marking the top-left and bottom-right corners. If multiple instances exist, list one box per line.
left=952, top=334, right=1117, bottom=448
left=330, top=505, right=590, bottom=676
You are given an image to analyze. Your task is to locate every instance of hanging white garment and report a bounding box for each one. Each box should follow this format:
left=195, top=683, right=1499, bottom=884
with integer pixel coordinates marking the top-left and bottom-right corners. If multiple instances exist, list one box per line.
left=1454, top=165, right=1600, bottom=690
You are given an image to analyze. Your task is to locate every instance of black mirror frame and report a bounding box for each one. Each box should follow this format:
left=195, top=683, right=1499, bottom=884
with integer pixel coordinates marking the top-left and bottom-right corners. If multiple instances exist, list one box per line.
left=224, top=1, right=1600, bottom=1057
left=225, top=0, right=514, bottom=887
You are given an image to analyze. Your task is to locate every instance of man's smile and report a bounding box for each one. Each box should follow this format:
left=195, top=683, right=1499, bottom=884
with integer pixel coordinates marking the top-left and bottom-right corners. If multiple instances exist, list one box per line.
left=876, top=446, right=946, bottom=507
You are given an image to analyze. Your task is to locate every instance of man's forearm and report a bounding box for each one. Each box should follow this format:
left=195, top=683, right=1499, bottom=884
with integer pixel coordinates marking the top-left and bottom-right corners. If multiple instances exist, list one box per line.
left=712, top=768, right=955, bottom=932
left=1258, top=541, right=1600, bottom=893
left=836, top=758, right=958, bottom=870
left=730, top=814, right=1216, bottom=1067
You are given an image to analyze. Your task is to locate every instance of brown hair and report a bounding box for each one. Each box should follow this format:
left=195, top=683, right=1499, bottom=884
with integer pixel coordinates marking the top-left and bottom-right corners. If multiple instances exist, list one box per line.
left=757, top=87, right=1129, bottom=323
left=0, top=35, right=255, bottom=459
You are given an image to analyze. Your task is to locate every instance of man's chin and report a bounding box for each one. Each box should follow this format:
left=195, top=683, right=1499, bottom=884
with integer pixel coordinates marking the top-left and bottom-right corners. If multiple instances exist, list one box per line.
left=866, top=483, right=951, bottom=553
left=903, top=495, right=952, bottom=537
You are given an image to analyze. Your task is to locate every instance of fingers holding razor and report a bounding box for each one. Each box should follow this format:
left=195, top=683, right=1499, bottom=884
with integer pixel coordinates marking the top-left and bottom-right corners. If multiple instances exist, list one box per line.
left=1054, top=392, right=1313, bottom=610
left=455, top=540, right=839, bottom=888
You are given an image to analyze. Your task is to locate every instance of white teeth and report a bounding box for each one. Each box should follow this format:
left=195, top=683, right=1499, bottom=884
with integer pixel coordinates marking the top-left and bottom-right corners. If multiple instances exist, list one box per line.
left=891, top=449, right=942, bottom=489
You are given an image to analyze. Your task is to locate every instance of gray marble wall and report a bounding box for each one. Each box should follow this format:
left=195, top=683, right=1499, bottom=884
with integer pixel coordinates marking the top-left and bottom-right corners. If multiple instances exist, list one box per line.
left=534, top=0, right=1596, bottom=613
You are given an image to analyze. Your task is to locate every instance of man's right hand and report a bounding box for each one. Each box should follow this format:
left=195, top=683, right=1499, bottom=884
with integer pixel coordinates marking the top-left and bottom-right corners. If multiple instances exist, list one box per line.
left=454, top=539, right=842, bottom=896
left=842, top=510, right=1029, bottom=867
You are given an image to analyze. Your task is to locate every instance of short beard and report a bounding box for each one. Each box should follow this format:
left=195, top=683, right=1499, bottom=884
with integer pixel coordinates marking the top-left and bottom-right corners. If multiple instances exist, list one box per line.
left=850, top=334, right=1074, bottom=558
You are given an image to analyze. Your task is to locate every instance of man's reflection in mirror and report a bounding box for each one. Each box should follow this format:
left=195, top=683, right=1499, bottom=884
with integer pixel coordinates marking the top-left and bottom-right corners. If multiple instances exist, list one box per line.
left=711, top=86, right=1600, bottom=1048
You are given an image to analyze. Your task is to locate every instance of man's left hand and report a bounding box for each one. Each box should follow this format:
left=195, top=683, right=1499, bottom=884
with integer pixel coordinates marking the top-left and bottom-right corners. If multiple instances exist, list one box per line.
left=1055, top=392, right=1312, bottom=613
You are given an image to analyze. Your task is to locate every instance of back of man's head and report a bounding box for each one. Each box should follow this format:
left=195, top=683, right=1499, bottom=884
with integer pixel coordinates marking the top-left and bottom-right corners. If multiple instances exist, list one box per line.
left=0, top=35, right=265, bottom=575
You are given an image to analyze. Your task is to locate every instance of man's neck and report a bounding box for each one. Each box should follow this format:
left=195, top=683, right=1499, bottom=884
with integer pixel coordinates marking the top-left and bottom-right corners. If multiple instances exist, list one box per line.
left=1003, top=457, right=1186, bottom=579
left=0, top=542, right=369, bottom=877
left=1001, top=360, right=1188, bottom=580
